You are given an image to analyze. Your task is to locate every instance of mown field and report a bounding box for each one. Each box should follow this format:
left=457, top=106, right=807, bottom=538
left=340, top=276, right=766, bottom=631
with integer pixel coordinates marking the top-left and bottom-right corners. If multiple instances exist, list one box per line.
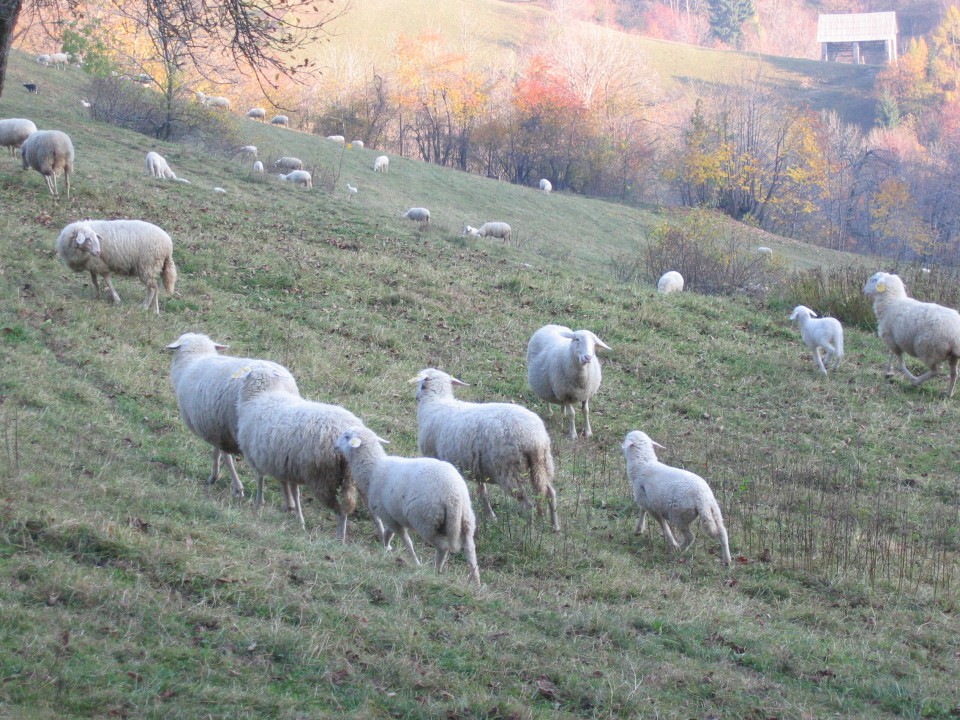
left=0, top=50, right=958, bottom=719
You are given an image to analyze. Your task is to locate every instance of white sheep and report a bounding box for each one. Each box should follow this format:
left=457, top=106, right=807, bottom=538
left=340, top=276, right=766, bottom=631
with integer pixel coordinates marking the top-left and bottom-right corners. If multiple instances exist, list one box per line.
left=20, top=130, right=74, bottom=198
left=48, top=52, right=70, bottom=69
left=526, top=324, right=611, bottom=439
left=757, top=246, right=773, bottom=256
left=622, top=431, right=731, bottom=565
left=326, top=135, right=346, bottom=143
left=201, top=95, right=230, bottom=109
left=411, top=369, right=559, bottom=531
left=539, top=178, right=552, bottom=193
left=351, top=139, right=364, bottom=149
left=464, top=221, right=511, bottom=244
left=55, top=219, right=177, bottom=314
left=373, top=155, right=389, bottom=173
left=402, top=207, right=431, bottom=225
left=145, top=151, right=189, bottom=183
left=789, top=305, right=844, bottom=375
left=252, top=160, right=264, bottom=173
left=165, top=333, right=298, bottom=499
left=0, top=118, right=37, bottom=156
left=346, top=182, right=358, bottom=196
left=36, top=54, right=51, bottom=66
left=273, top=156, right=303, bottom=171
left=213, top=187, right=227, bottom=194
left=236, top=365, right=365, bottom=538
left=863, top=271, right=960, bottom=396
left=335, top=427, right=481, bottom=585
left=246, top=108, right=266, bottom=121
left=277, top=170, right=312, bottom=188
left=657, top=271, right=684, bottom=294
left=238, top=145, right=258, bottom=160
left=270, top=115, right=289, bottom=127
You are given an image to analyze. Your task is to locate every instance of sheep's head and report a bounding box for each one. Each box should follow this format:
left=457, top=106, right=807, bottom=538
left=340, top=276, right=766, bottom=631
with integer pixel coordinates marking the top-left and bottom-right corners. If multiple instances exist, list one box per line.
left=409, top=368, right=468, bottom=402
left=560, top=330, right=611, bottom=366
left=164, top=333, right=227, bottom=354
left=235, top=364, right=298, bottom=401
left=863, top=272, right=906, bottom=299
left=789, top=306, right=816, bottom=322
left=335, top=427, right=388, bottom=458
left=70, top=224, right=102, bottom=257
left=622, top=430, right=664, bottom=463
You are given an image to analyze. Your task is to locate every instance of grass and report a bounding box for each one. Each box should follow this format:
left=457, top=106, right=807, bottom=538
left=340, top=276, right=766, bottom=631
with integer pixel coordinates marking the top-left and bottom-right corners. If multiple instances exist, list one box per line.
left=1, top=48, right=959, bottom=719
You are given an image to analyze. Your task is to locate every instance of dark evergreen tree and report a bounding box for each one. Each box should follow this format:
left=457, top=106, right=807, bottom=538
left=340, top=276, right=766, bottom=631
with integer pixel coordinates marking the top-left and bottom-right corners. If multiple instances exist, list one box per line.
left=709, top=0, right=755, bottom=47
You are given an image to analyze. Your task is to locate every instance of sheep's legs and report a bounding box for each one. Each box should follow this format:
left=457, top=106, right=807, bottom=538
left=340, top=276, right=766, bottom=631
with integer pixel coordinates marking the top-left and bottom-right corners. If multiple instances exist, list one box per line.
left=434, top=547, right=449, bottom=574
left=142, top=282, right=159, bottom=314
left=463, top=533, right=481, bottom=585
left=899, top=357, right=937, bottom=386
left=476, top=483, right=497, bottom=519
left=216, top=450, right=243, bottom=498
left=635, top=510, right=647, bottom=534
left=655, top=517, right=683, bottom=552
left=102, top=276, right=122, bottom=304
left=563, top=403, right=577, bottom=439
left=89, top=272, right=101, bottom=299
left=884, top=352, right=897, bottom=377
left=947, top=358, right=959, bottom=397
left=335, top=513, right=348, bottom=542
left=581, top=400, right=592, bottom=438
left=812, top=348, right=827, bottom=375
left=676, top=523, right=696, bottom=553
left=290, top=485, right=305, bottom=529
left=545, top=485, right=559, bottom=532
left=399, top=529, right=421, bottom=566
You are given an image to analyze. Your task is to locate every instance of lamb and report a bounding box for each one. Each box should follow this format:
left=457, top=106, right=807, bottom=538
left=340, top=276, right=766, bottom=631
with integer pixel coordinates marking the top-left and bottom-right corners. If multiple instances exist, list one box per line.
left=213, top=187, right=227, bottom=194
left=238, top=145, right=258, bottom=160
left=402, top=207, right=431, bottom=225
left=165, top=333, right=298, bottom=499
left=373, top=155, right=389, bottom=173
left=326, top=135, right=345, bottom=143
left=351, top=139, right=364, bottom=149
left=48, top=52, right=70, bottom=69
left=863, top=271, right=960, bottom=396
left=464, top=221, right=511, bottom=244
left=277, top=170, right=312, bottom=188
left=346, top=182, right=358, bottom=196
left=36, top=54, right=51, bottom=66
left=789, top=305, right=844, bottom=375
left=246, top=108, right=266, bottom=121
left=236, top=365, right=365, bottom=538
left=0, top=118, right=37, bottom=156
left=252, top=161, right=264, bottom=173
left=55, top=219, right=177, bottom=314
left=411, top=368, right=559, bottom=531
left=145, top=151, right=189, bottom=183
left=539, top=178, right=552, bottom=193
left=526, top=324, right=611, bottom=439
left=273, top=156, right=303, bottom=171
left=335, top=426, right=481, bottom=585
left=757, top=246, right=773, bottom=256
left=20, top=129, right=74, bottom=198
left=657, top=270, right=684, bottom=294
left=622, top=430, right=731, bottom=565
left=270, top=115, right=289, bottom=127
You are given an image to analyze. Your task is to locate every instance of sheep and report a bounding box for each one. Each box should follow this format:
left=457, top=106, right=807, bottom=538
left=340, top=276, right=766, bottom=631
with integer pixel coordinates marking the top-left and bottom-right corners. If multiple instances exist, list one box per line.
left=373, top=155, right=389, bottom=173
left=246, top=107, right=266, bottom=121
left=235, top=365, right=365, bottom=538
left=36, top=54, right=51, bottom=66
left=622, top=430, right=731, bottom=565
left=464, top=221, right=511, bottom=244
left=657, top=270, right=684, bottom=294
left=346, top=182, right=358, bottom=197
left=273, top=156, right=303, bottom=171
left=277, top=170, right=312, bottom=188
left=0, top=118, right=37, bottom=156
left=789, top=305, right=844, bottom=375
left=48, top=52, right=70, bottom=69
left=270, top=115, right=289, bottom=127
left=326, top=134, right=345, bottom=143
left=238, top=145, right=258, bottom=160
left=757, top=246, right=773, bottom=256
left=213, top=187, right=227, bottom=194
left=145, top=151, right=189, bottom=183
left=56, top=219, right=177, bottom=314
left=201, top=95, right=230, bottom=109
left=411, top=368, right=559, bottom=531
left=539, top=178, right=552, bottom=193
left=863, top=271, right=960, bottom=396
left=20, top=129, right=74, bottom=198
left=402, top=207, right=431, bottom=225
left=526, top=324, right=611, bottom=439
left=252, top=160, right=264, bottom=173
left=165, top=333, right=298, bottom=499
left=335, top=427, right=481, bottom=585
left=23, top=83, right=39, bottom=94
left=351, top=139, right=364, bottom=149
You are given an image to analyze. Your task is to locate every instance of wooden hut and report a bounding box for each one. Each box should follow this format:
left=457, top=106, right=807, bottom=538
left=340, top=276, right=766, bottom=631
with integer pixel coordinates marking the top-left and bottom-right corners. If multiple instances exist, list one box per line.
left=817, top=12, right=898, bottom=65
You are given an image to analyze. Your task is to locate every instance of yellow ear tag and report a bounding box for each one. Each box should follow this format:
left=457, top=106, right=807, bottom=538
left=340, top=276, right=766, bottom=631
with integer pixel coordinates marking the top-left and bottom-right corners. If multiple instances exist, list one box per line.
left=349, top=437, right=362, bottom=448
left=876, top=281, right=886, bottom=293
left=231, top=365, right=253, bottom=379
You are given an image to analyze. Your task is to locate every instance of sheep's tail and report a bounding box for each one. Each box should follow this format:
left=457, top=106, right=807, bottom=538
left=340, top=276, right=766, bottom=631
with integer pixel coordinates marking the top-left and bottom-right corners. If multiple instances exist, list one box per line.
left=527, top=443, right=559, bottom=531
left=440, top=500, right=464, bottom=553
left=834, top=329, right=844, bottom=360
left=161, top=255, right=178, bottom=293
left=701, top=496, right=732, bottom=564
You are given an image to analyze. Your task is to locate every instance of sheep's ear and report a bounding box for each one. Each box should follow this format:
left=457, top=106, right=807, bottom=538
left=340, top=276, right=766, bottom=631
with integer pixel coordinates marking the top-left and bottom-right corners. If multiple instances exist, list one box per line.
left=164, top=340, right=182, bottom=350
left=214, top=342, right=229, bottom=350
left=375, top=435, right=390, bottom=445
left=809, top=310, right=818, bottom=317
left=593, top=334, right=611, bottom=350
left=652, top=440, right=665, bottom=449
left=407, top=375, right=423, bottom=384
left=559, top=331, right=576, bottom=340
left=450, top=377, right=469, bottom=387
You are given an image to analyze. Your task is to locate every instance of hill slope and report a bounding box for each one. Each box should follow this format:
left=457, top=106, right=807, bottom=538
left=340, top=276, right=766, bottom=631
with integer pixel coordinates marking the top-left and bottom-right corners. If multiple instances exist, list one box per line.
left=1, top=50, right=958, bottom=719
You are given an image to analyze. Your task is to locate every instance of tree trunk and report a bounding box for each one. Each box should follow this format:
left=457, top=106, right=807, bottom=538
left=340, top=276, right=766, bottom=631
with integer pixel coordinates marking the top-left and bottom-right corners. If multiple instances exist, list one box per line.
left=0, top=0, right=24, bottom=98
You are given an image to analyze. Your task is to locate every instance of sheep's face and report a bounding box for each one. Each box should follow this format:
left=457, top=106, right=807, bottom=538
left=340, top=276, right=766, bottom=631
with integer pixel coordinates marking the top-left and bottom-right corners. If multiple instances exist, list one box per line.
left=863, top=272, right=891, bottom=296
left=335, top=427, right=388, bottom=457
left=562, top=331, right=611, bottom=366
left=622, top=431, right=663, bottom=463
left=72, top=226, right=102, bottom=257
left=789, top=306, right=815, bottom=322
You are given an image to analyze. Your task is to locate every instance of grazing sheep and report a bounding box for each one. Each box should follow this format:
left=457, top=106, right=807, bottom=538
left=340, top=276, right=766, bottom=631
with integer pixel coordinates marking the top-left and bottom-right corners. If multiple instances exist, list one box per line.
left=236, top=365, right=365, bottom=538
left=863, top=271, right=960, bottom=396
left=402, top=207, right=431, bottom=225
left=539, top=178, right=552, bottom=193
left=789, top=305, right=844, bottom=375
left=277, top=170, right=312, bottom=188
left=526, top=324, right=611, bottom=439
left=20, top=129, right=74, bottom=198
left=351, top=139, right=364, bottom=149
left=48, top=52, right=70, bottom=69
left=326, top=135, right=346, bottom=143
left=463, top=221, right=511, bottom=244
left=757, top=246, right=773, bottom=256
left=0, top=118, right=37, bottom=156
left=657, top=270, right=684, bottom=294
left=252, top=160, right=264, bottom=173
left=165, top=333, right=298, bottom=499
left=213, top=187, right=227, bottom=194
left=56, top=219, right=177, bottom=314
left=202, top=95, right=230, bottom=109
left=23, top=83, right=39, bottom=94
left=622, top=431, right=731, bottom=565
left=145, top=151, right=189, bottom=183
left=373, top=155, right=389, bottom=173
left=411, top=368, right=559, bottom=531
left=246, top=108, right=266, bottom=121
left=238, top=145, right=258, bottom=160
left=36, top=54, right=51, bottom=66
left=335, top=427, right=481, bottom=585
left=273, top=156, right=303, bottom=171
left=270, top=115, right=289, bottom=127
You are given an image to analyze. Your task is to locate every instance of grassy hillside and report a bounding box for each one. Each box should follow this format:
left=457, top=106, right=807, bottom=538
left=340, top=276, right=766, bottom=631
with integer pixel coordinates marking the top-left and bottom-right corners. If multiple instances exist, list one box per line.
left=1, top=51, right=959, bottom=719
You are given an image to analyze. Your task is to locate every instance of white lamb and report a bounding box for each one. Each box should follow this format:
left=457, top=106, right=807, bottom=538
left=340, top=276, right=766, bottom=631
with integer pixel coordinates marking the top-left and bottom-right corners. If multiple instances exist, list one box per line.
left=238, top=145, right=258, bottom=160
left=863, top=271, right=960, bottom=396
left=526, top=324, right=611, bottom=439
left=657, top=271, right=684, bottom=294
left=236, top=365, right=366, bottom=538
left=402, top=207, right=431, bottom=225
left=36, top=54, right=51, bottom=66
left=411, top=369, right=559, bottom=531
left=165, top=333, right=298, bottom=499
left=48, top=52, right=70, bottom=69
left=335, top=427, right=481, bottom=585
left=789, top=305, right=844, bottom=375
left=246, top=108, right=266, bottom=121
left=757, top=246, right=773, bottom=256
left=252, top=161, right=264, bottom=173
left=0, top=118, right=37, bottom=156
left=20, top=129, right=74, bottom=198
left=373, top=155, right=389, bottom=173
left=622, top=431, right=731, bottom=565
left=273, top=156, right=303, bottom=171
left=277, top=170, right=312, bottom=188
left=351, top=139, right=364, bottom=149
left=539, top=178, right=552, bottom=193
left=270, top=115, right=289, bottom=127
left=203, top=95, right=230, bottom=109
left=464, top=221, right=511, bottom=244
left=326, top=135, right=345, bottom=143
left=145, top=151, right=189, bottom=183
left=55, top=219, right=177, bottom=314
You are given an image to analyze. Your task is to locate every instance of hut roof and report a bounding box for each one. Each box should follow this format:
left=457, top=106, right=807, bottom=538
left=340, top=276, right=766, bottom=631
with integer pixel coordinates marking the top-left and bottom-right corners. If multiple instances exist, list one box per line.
left=816, top=12, right=897, bottom=43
